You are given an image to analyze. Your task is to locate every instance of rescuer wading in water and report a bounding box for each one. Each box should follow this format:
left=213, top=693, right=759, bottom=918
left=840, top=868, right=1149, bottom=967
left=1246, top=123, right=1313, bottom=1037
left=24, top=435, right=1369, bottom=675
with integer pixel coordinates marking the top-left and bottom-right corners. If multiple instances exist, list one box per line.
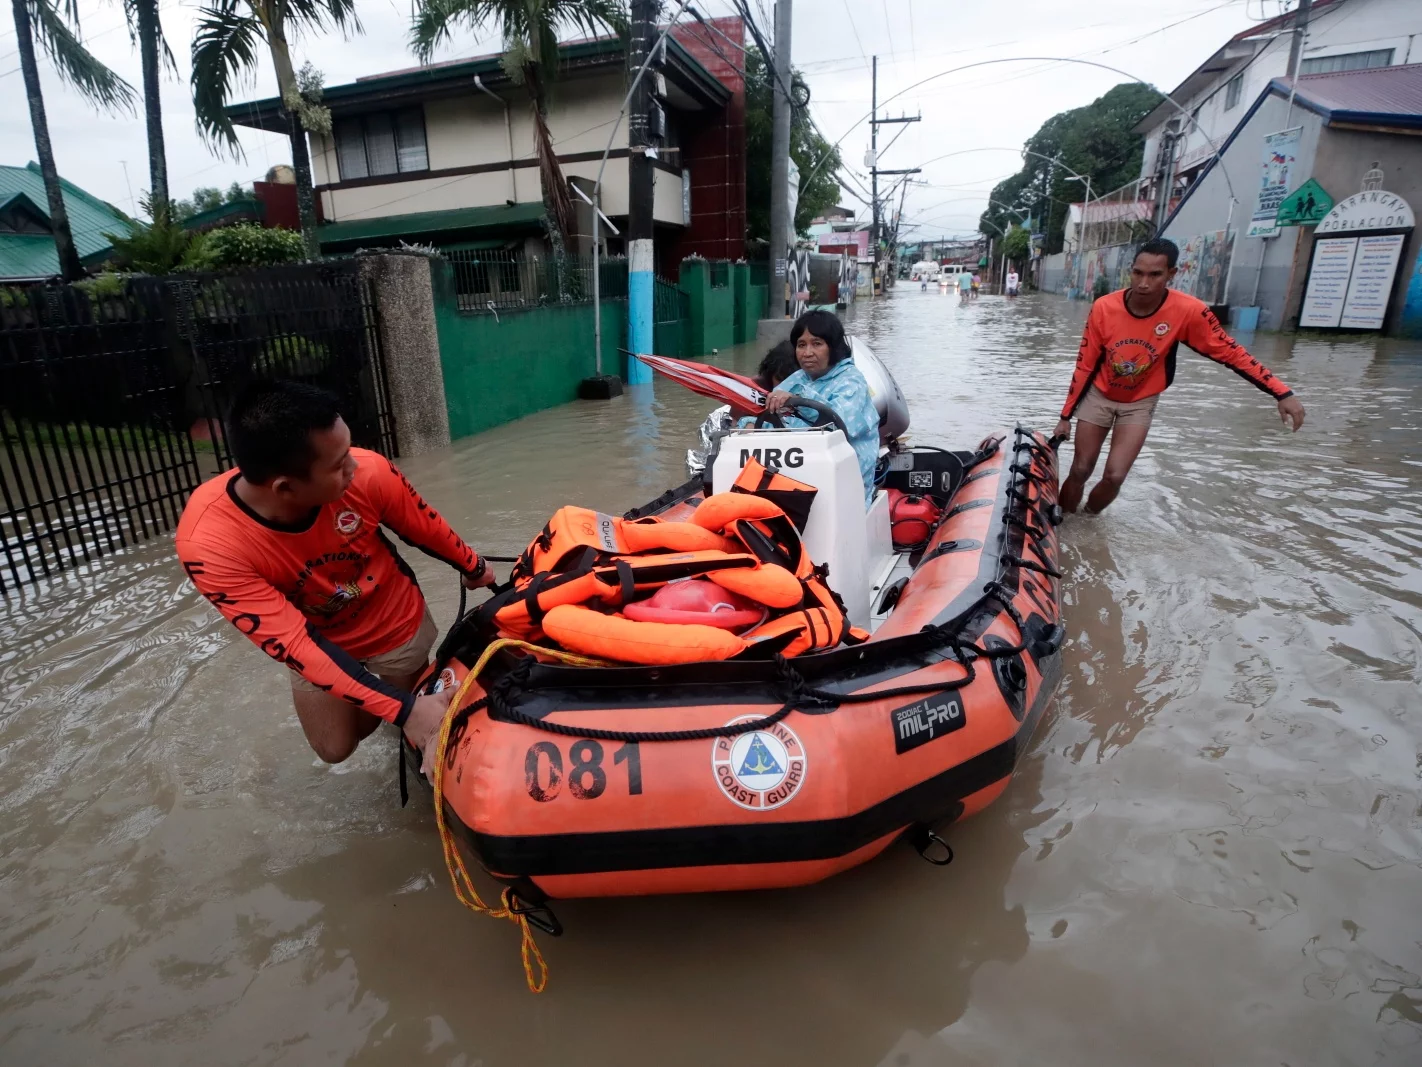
left=1055, top=238, right=1306, bottom=514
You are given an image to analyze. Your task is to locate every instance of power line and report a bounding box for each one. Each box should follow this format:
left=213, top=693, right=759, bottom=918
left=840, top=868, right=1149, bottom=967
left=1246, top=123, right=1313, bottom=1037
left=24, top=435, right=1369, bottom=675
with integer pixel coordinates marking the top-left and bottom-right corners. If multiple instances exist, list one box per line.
left=840, top=0, right=871, bottom=71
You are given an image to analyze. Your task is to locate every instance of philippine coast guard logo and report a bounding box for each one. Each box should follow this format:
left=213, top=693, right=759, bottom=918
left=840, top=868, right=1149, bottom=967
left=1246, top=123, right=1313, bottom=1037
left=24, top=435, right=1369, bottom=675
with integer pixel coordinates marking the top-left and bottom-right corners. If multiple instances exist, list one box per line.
left=1154, top=321, right=1171, bottom=337
left=712, top=717, right=807, bottom=810
left=334, top=509, right=363, bottom=536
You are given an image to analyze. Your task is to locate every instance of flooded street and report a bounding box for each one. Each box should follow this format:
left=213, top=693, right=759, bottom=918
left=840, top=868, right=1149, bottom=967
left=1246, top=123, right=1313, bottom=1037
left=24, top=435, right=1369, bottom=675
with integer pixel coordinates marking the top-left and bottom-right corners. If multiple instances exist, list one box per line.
left=3, top=289, right=1420, bottom=1066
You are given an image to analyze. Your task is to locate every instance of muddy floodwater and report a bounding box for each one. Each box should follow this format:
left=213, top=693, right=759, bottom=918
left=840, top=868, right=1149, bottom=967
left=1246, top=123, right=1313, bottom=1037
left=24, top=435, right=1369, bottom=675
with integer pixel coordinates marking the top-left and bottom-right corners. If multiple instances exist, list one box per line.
left=2, top=289, right=1420, bottom=1066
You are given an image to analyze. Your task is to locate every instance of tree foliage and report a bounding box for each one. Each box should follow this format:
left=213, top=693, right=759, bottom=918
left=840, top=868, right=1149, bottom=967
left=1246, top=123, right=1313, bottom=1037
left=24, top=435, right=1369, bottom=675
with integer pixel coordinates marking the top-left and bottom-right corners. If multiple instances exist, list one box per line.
left=172, top=182, right=252, bottom=220
left=744, top=50, right=842, bottom=245
left=205, top=223, right=305, bottom=267
left=1001, top=224, right=1030, bottom=263
left=104, top=194, right=215, bottom=273
left=980, top=82, right=1162, bottom=254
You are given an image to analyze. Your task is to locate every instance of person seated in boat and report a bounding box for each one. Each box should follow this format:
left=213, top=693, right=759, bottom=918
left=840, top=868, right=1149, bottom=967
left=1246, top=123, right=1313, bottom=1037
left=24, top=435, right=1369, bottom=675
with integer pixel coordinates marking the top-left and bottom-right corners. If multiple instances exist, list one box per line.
left=175, top=380, right=494, bottom=768
left=756, top=309, right=881, bottom=507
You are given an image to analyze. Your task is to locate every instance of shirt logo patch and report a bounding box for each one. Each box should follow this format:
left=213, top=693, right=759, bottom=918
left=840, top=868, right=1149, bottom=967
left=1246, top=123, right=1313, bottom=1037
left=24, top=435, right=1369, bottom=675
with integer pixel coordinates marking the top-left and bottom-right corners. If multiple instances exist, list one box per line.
left=1154, top=321, right=1171, bottom=337
left=335, top=509, right=363, bottom=536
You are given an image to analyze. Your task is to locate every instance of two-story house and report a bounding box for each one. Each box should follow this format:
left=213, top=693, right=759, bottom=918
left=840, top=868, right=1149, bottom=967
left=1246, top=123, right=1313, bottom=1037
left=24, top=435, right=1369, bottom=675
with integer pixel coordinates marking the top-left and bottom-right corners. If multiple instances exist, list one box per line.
left=1136, top=0, right=1420, bottom=199
left=227, top=19, right=747, bottom=268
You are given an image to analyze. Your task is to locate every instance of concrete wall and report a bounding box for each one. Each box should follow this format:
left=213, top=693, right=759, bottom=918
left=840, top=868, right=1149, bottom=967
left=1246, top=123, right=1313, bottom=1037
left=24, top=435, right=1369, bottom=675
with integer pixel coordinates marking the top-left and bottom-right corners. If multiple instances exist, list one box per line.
left=1163, top=93, right=1325, bottom=330
left=431, top=259, right=627, bottom=439
left=357, top=253, right=451, bottom=454
left=313, top=72, right=686, bottom=228
left=679, top=258, right=735, bottom=355
left=1040, top=252, right=1067, bottom=294
left=1165, top=90, right=1420, bottom=333
left=1279, top=125, right=1422, bottom=334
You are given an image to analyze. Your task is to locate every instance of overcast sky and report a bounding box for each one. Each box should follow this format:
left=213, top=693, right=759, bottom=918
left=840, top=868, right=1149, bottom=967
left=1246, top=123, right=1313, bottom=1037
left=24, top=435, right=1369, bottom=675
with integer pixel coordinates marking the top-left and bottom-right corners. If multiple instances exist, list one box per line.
left=2, top=0, right=1294, bottom=234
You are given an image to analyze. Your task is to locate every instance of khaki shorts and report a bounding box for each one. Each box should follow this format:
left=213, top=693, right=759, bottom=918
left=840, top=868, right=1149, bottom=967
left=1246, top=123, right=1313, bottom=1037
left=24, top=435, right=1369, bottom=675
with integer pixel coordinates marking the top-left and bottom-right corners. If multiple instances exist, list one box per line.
left=1074, top=386, right=1161, bottom=430
left=291, top=608, right=438, bottom=693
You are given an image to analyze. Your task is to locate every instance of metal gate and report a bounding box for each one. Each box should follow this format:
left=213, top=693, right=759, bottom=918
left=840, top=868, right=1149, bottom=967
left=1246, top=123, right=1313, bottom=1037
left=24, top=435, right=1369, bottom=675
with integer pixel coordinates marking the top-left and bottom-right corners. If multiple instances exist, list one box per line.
left=0, top=260, right=396, bottom=593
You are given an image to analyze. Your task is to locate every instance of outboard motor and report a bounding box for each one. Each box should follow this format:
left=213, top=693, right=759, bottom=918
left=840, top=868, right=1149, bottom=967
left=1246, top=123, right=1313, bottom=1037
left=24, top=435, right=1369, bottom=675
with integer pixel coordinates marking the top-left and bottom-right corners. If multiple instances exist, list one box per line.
left=848, top=336, right=910, bottom=442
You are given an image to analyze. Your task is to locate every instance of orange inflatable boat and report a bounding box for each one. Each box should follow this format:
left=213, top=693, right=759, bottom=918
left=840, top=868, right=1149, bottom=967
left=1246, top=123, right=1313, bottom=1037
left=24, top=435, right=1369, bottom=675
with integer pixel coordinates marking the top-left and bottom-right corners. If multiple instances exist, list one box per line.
left=414, top=421, right=1064, bottom=936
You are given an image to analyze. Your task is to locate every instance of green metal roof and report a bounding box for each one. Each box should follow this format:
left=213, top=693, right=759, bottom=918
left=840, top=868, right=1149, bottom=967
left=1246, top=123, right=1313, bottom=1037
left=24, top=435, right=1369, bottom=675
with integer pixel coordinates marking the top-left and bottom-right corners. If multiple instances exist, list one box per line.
left=0, top=162, right=133, bottom=280
left=318, top=201, right=546, bottom=250
left=182, top=197, right=263, bottom=230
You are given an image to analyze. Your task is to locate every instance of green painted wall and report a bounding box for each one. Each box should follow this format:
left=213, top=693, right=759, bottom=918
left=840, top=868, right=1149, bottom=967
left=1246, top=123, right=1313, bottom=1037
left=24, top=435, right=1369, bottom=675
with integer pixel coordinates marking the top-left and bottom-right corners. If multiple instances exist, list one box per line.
left=432, top=260, right=626, bottom=439
left=679, top=258, right=735, bottom=356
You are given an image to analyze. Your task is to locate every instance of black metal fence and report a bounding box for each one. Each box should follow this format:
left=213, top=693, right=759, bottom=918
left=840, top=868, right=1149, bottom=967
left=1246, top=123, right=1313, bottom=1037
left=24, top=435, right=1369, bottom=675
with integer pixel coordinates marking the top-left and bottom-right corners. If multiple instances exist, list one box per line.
left=0, top=260, right=395, bottom=593
left=444, top=248, right=628, bottom=313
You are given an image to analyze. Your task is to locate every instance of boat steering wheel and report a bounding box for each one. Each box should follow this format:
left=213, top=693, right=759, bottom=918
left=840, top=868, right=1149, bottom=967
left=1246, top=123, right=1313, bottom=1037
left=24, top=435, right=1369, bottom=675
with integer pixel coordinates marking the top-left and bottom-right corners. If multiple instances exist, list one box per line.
left=753, top=397, right=850, bottom=436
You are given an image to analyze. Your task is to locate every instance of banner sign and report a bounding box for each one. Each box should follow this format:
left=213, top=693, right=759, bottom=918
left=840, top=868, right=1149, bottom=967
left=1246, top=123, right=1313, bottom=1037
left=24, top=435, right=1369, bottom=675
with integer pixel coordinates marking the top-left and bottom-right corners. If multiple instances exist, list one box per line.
left=1247, top=128, right=1302, bottom=238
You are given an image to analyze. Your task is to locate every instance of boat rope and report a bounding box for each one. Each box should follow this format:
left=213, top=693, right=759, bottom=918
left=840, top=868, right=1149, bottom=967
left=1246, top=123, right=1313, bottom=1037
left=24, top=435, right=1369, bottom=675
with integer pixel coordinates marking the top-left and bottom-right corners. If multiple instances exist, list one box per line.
left=431, top=638, right=611, bottom=994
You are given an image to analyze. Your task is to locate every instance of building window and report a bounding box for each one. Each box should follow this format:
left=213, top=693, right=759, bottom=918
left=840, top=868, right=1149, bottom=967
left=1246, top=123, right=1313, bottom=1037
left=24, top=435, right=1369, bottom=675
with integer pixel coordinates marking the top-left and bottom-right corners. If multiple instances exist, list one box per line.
left=1224, top=72, right=1243, bottom=111
left=334, top=108, right=428, bottom=181
left=1299, top=49, right=1394, bottom=75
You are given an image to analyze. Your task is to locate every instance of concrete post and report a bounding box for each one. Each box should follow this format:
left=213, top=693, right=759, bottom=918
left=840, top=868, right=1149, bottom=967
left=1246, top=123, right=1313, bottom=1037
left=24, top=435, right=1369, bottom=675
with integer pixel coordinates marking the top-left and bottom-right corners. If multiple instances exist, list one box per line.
left=357, top=252, right=451, bottom=456
left=679, top=257, right=709, bottom=357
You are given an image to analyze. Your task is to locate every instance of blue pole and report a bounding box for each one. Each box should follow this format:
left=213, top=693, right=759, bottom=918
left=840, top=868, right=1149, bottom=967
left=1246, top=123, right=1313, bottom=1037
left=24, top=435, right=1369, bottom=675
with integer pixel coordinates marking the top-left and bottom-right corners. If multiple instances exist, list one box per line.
left=627, top=238, right=653, bottom=384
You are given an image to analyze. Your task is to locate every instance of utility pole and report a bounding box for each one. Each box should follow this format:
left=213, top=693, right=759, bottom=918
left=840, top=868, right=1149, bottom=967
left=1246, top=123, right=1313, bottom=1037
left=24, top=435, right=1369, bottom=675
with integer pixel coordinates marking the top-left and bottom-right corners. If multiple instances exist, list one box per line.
left=1285, top=0, right=1313, bottom=123
left=626, top=0, right=658, bottom=385
left=769, top=0, right=794, bottom=314
left=1286, top=0, right=1313, bottom=75
left=1152, top=121, right=1179, bottom=235
left=867, top=54, right=919, bottom=295
left=870, top=55, right=879, bottom=294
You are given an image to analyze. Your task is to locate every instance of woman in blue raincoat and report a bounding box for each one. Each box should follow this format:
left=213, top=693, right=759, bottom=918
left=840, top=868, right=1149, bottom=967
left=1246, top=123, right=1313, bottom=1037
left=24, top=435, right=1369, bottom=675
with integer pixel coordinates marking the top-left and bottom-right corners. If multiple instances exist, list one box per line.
left=755, top=310, right=881, bottom=506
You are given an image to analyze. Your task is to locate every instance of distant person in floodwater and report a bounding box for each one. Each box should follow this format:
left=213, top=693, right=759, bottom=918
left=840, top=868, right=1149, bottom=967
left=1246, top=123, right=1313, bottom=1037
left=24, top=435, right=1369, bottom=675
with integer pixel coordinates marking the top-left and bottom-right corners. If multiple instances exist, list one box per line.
left=958, top=269, right=974, bottom=304
left=971, top=273, right=981, bottom=299
left=1054, top=237, right=1306, bottom=515
left=175, top=381, right=495, bottom=769
left=1006, top=269, right=1020, bottom=297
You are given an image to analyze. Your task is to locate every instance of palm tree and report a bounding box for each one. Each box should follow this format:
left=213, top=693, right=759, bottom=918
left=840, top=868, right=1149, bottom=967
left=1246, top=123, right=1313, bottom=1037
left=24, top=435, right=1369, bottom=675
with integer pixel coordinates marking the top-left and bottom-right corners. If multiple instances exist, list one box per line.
left=11, top=0, right=136, bottom=281
left=409, top=0, right=627, bottom=262
left=119, top=0, right=173, bottom=210
left=190, top=0, right=359, bottom=258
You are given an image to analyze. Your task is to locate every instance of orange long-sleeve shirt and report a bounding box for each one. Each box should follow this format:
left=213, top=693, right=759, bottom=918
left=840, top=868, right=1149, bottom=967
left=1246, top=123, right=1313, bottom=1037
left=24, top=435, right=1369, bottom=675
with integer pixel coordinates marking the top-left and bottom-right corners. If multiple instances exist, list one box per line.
left=176, top=448, right=479, bottom=725
left=1061, top=289, right=1293, bottom=419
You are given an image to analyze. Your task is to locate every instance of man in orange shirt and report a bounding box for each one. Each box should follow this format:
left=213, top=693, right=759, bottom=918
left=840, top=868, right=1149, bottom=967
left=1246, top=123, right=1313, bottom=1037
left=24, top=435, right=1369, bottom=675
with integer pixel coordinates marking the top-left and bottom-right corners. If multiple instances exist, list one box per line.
left=177, top=381, right=493, bottom=766
left=1054, top=238, right=1306, bottom=514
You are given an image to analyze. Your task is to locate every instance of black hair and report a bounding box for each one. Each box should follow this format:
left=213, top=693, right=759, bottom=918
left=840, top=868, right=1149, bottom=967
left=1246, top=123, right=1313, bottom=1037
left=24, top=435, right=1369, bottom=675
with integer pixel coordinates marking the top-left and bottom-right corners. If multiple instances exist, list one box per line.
left=755, top=340, right=798, bottom=388
left=227, top=379, right=342, bottom=483
left=1134, top=237, right=1180, bottom=269
left=790, top=309, right=852, bottom=365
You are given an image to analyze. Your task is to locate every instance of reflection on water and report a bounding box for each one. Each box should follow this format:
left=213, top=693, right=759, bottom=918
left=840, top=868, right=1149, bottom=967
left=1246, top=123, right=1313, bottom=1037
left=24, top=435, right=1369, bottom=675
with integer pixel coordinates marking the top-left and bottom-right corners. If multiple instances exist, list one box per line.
left=2, top=288, right=1420, bottom=1065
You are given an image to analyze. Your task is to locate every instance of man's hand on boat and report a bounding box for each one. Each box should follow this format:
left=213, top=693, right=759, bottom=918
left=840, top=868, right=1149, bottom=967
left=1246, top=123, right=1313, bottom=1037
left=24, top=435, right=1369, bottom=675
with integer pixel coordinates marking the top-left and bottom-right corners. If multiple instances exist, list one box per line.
left=461, top=557, right=497, bottom=590
left=1054, top=418, right=1072, bottom=443
left=1278, top=395, right=1306, bottom=432
left=405, top=687, right=456, bottom=775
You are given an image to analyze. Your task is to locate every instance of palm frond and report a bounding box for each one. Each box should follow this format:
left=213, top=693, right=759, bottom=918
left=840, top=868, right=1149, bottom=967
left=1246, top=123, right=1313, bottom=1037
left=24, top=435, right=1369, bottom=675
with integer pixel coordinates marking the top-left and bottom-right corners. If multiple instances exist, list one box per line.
left=282, top=0, right=362, bottom=38
left=409, top=0, right=497, bottom=64
left=190, top=0, right=264, bottom=157
left=28, top=0, right=137, bottom=112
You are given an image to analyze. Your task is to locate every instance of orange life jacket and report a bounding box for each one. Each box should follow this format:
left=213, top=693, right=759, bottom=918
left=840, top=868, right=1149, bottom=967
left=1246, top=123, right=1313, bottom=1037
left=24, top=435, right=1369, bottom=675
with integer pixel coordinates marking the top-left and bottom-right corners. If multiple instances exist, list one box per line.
left=510, top=508, right=732, bottom=581
left=499, top=460, right=856, bottom=662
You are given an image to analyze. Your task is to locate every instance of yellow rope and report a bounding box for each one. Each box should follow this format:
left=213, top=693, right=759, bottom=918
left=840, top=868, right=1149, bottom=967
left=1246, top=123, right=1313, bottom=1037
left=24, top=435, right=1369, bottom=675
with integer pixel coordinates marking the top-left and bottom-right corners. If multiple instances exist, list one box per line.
left=431, top=638, right=610, bottom=993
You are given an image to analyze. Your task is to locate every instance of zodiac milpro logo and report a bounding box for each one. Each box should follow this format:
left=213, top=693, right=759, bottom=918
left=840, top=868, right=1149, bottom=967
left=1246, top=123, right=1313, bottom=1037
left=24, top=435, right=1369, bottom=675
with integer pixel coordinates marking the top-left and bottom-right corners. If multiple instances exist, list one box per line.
left=712, top=718, right=807, bottom=810
left=890, top=692, right=965, bottom=754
